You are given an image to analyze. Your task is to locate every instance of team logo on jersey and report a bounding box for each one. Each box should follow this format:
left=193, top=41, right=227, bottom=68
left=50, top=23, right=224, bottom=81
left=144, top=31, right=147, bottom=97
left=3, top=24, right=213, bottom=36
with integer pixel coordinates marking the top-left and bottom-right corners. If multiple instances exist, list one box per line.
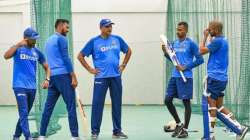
left=100, top=46, right=106, bottom=52
left=111, top=40, right=117, bottom=46
left=175, top=48, right=186, bottom=52
left=174, top=41, right=187, bottom=52
left=20, top=53, right=38, bottom=61
left=100, top=43, right=118, bottom=52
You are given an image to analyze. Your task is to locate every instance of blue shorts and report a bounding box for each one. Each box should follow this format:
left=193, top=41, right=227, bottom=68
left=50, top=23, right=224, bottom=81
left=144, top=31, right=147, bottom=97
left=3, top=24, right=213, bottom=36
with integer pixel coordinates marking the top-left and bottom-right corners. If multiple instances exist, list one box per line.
left=166, top=77, right=193, bottom=100
left=207, top=77, right=228, bottom=100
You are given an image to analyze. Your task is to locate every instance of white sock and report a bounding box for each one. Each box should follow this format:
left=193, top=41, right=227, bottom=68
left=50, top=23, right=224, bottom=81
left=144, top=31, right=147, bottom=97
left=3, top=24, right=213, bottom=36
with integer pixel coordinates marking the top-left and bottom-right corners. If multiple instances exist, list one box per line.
left=210, top=127, right=215, bottom=138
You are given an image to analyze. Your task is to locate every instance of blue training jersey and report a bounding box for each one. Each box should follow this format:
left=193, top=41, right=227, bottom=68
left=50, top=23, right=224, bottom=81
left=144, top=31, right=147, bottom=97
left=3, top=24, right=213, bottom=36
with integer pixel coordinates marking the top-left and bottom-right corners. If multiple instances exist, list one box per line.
left=81, top=35, right=129, bottom=79
left=207, top=36, right=228, bottom=81
left=171, top=37, right=204, bottom=78
left=13, top=46, right=46, bottom=89
left=45, top=33, right=73, bottom=76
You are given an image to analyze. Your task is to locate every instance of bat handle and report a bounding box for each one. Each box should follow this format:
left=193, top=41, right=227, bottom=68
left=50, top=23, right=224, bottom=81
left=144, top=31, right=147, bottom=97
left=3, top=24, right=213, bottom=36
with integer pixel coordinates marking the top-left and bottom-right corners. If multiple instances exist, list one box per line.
left=180, top=71, right=187, bottom=82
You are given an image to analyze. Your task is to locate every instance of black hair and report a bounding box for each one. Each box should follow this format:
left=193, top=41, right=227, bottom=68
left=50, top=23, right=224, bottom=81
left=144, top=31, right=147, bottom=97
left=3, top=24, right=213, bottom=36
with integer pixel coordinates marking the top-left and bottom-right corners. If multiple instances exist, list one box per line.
left=55, top=19, right=69, bottom=28
left=178, top=21, right=188, bottom=31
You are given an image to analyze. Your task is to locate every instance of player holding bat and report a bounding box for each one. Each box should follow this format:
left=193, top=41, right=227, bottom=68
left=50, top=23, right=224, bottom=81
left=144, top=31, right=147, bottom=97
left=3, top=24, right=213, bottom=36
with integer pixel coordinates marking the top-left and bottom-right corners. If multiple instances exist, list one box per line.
left=161, top=22, right=204, bottom=138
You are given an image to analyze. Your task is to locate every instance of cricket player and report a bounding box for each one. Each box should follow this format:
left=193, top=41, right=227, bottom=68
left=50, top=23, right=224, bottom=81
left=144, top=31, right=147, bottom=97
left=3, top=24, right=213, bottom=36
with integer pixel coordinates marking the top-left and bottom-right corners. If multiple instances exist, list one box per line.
left=162, top=22, right=204, bottom=138
left=38, top=19, right=80, bottom=140
left=200, top=20, right=248, bottom=140
left=4, top=27, right=50, bottom=140
left=77, top=19, right=132, bottom=139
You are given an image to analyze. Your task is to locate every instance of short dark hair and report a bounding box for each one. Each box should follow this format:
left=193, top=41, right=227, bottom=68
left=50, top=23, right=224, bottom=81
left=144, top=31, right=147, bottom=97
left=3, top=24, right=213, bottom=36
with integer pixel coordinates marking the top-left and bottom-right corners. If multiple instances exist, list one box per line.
left=55, top=19, right=69, bottom=28
left=178, top=21, right=188, bottom=31
left=209, top=20, right=223, bottom=33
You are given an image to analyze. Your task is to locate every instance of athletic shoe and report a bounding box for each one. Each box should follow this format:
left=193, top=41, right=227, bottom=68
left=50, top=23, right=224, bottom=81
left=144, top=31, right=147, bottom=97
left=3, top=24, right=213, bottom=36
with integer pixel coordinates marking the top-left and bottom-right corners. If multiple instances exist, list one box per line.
left=211, top=136, right=215, bottom=140
left=112, top=132, right=128, bottom=139
left=200, top=131, right=215, bottom=140
left=172, top=123, right=184, bottom=137
left=37, top=136, right=46, bottom=140
left=71, top=137, right=82, bottom=140
left=13, top=136, right=36, bottom=140
left=91, top=133, right=98, bottom=140
left=200, top=136, right=215, bottom=140
left=177, top=128, right=188, bottom=138
left=13, top=137, right=20, bottom=140
left=236, top=126, right=249, bottom=140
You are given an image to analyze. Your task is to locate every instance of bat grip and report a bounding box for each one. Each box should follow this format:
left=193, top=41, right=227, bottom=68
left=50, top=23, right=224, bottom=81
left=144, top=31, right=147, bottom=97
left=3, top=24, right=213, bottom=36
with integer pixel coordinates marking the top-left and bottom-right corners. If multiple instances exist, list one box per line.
left=180, top=71, right=187, bottom=82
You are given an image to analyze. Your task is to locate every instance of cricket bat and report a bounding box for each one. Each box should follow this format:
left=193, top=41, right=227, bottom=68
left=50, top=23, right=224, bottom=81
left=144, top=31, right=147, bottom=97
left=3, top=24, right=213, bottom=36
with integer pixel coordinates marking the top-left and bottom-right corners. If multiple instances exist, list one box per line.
left=160, top=34, right=187, bottom=82
left=76, top=90, right=89, bottom=137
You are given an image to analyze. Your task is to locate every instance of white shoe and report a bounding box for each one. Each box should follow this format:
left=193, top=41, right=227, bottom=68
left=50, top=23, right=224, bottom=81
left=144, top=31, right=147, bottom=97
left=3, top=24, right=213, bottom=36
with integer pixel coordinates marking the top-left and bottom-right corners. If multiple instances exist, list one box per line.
left=13, top=137, right=20, bottom=140
left=71, top=137, right=82, bottom=140
left=38, top=136, right=46, bottom=140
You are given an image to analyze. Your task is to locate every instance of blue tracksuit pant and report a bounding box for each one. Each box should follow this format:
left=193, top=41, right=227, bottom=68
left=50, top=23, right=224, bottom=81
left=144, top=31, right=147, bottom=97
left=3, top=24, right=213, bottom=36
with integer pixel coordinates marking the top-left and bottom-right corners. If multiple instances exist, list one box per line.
left=40, top=74, right=79, bottom=137
left=91, top=76, right=123, bottom=134
left=13, top=88, right=36, bottom=140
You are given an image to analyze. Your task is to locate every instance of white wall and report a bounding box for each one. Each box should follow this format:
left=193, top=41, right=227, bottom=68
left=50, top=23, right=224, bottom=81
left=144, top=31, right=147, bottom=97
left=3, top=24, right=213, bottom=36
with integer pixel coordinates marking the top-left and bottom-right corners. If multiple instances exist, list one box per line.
left=0, top=0, right=167, bottom=105
left=72, top=0, right=167, bottom=104
left=0, top=0, right=31, bottom=105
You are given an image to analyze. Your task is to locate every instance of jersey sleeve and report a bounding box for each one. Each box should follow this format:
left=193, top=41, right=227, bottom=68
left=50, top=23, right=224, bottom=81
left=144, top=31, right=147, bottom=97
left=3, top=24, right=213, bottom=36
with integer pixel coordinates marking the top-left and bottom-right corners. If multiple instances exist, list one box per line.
left=35, top=48, right=46, bottom=64
left=81, top=39, right=94, bottom=57
left=207, top=39, right=222, bottom=53
left=116, top=36, right=129, bottom=53
left=184, top=41, right=204, bottom=70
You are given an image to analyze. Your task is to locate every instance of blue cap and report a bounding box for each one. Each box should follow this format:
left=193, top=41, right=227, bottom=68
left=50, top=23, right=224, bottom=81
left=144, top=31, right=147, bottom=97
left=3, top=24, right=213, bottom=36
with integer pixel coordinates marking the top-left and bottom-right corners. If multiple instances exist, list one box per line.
left=23, top=27, right=39, bottom=40
left=100, top=19, right=114, bottom=27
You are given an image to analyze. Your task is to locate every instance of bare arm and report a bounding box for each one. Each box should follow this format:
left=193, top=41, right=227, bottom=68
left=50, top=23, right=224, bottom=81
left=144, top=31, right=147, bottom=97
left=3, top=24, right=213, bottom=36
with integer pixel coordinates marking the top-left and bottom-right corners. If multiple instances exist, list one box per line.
left=121, top=47, right=132, bottom=66
left=200, top=29, right=210, bottom=55
left=41, top=63, right=51, bottom=89
left=119, top=47, right=132, bottom=73
left=161, top=45, right=171, bottom=61
left=43, top=63, right=50, bottom=80
left=4, top=39, right=27, bottom=59
left=77, top=53, right=99, bottom=75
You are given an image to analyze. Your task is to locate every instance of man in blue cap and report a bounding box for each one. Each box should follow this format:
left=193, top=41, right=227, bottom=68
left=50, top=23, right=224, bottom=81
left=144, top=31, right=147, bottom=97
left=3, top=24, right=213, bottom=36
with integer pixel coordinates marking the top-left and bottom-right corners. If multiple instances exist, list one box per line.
left=78, top=19, right=132, bottom=139
left=4, top=27, right=50, bottom=140
left=38, top=19, right=80, bottom=140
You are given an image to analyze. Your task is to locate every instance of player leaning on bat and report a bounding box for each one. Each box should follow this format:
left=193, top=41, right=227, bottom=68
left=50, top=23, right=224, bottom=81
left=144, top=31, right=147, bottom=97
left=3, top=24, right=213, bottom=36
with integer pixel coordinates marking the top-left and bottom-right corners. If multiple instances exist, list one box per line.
left=4, top=28, right=50, bottom=140
left=162, top=22, right=204, bottom=138
left=200, top=20, right=249, bottom=140
left=78, top=19, right=132, bottom=139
